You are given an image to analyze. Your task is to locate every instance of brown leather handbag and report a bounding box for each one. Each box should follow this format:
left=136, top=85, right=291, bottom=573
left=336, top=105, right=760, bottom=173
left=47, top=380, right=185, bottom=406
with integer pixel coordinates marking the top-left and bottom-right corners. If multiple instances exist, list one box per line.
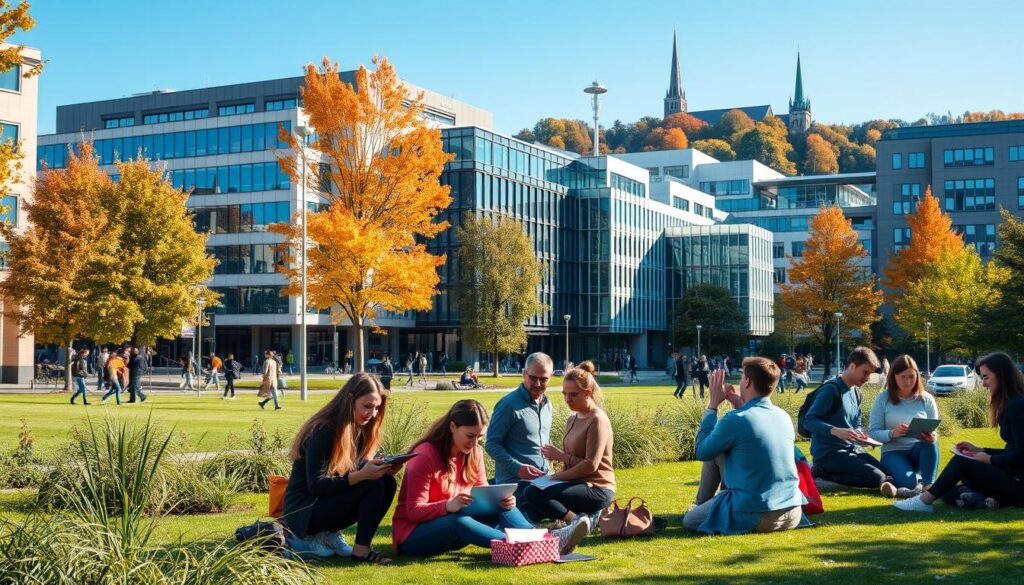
left=599, top=497, right=655, bottom=537
left=268, top=475, right=288, bottom=518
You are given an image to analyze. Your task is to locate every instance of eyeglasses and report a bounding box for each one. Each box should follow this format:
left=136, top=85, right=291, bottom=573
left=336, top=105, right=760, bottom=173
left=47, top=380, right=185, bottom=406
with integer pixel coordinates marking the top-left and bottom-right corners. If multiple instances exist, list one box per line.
left=526, top=374, right=550, bottom=384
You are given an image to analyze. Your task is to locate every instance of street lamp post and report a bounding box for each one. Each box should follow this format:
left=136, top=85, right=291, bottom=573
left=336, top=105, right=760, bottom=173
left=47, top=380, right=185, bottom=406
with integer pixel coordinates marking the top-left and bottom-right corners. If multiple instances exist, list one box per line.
left=834, top=311, right=843, bottom=374
left=297, top=125, right=313, bottom=402
left=925, top=321, right=932, bottom=376
left=696, top=324, right=702, bottom=358
left=563, top=314, right=571, bottom=370
left=196, top=297, right=206, bottom=362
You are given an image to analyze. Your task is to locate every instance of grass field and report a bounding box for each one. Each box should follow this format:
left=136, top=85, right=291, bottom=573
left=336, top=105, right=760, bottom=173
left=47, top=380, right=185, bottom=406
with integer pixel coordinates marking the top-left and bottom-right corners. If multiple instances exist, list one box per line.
left=2, top=384, right=1023, bottom=584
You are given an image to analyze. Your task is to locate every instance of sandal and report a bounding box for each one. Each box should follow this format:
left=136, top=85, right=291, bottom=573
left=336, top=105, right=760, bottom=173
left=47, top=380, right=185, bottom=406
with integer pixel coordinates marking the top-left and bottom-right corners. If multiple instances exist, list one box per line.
left=351, top=548, right=393, bottom=565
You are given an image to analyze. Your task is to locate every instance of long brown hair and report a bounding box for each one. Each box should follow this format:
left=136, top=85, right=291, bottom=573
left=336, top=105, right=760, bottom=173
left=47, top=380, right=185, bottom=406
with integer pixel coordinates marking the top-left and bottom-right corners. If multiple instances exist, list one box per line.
left=975, top=352, right=1024, bottom=427
left=289, top=373, right=387, bottom=475
left=412, top=399, right=489, bottom=487
left=886, top=355, right=924, bottom=405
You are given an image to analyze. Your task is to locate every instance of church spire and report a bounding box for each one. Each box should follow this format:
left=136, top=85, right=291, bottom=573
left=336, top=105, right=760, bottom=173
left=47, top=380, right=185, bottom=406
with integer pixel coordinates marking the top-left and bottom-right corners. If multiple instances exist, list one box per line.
left=790, top=51, right=810, bottom=112
left=788, top=50, right=812, bottom=133
left=664, top=29, right=686, bottom=117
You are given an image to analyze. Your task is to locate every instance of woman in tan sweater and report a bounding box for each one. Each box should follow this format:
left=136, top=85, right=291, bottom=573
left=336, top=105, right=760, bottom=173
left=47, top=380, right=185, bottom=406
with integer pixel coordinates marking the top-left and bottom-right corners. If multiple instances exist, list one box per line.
left=525, top=361, right=615, bottom=527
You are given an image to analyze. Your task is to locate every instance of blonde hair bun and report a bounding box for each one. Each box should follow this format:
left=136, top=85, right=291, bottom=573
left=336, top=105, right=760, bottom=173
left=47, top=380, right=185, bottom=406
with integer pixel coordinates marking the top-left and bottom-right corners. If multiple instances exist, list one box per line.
left=576, top=361, right=596, bottom=374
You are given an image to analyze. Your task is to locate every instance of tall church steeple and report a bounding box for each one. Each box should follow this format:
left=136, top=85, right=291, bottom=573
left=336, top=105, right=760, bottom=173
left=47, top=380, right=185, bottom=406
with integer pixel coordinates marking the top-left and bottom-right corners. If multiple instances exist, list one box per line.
left=664, top=29, right=686, bottom=118
left=788, top=51, right=812, bottom=133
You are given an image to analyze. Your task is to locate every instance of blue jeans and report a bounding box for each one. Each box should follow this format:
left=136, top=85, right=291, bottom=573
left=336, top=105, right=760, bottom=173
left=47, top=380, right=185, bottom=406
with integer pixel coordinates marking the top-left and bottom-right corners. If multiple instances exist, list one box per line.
left=880, top=441, right=940, bottom=488
left=71, top=376, right=89, bottom=404
left=398, top=508, right=534, bottom=556
left=102, top=377, right=122, bottom=404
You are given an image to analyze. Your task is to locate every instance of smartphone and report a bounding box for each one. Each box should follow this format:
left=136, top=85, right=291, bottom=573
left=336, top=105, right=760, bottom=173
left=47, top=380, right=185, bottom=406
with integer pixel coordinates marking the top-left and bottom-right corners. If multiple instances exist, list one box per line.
left=380, top=452, right=419, bottom=465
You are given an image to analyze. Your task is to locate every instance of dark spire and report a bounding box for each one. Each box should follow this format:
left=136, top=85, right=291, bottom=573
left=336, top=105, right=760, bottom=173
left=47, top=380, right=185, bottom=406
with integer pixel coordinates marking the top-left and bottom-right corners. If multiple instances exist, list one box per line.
left=666, top=29, right=684, bottom=100
left=790, top=51, right=810, bottom=112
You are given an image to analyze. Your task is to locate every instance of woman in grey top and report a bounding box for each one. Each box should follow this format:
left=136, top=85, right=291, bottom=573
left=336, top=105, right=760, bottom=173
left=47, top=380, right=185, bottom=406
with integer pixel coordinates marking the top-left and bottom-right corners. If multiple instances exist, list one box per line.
left=868, top=355, right=939, bottom=498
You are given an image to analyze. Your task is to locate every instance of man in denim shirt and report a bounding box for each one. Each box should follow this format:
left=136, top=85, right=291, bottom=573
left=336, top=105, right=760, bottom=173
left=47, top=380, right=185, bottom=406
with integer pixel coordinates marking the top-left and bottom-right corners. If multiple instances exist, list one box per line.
left=486, top=352, right=554, bottom=521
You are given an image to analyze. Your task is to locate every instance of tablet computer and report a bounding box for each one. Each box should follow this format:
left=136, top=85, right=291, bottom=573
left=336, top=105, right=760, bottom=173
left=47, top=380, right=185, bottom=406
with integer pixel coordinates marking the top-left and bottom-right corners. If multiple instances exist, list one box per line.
left=906, top=418, right=940, bottom=436
left=380, top=452, right=419, bottom=465
left=462, top=484, right=518, bottom=516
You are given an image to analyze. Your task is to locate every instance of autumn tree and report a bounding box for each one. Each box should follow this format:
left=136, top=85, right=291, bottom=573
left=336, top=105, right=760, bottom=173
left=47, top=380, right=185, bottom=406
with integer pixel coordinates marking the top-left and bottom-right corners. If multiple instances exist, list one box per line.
left=714, top=109, right=756, bottom=145
left=272, top=56, right=451, bottom=372
left=645, top=127, right=688, bottom=150
left=736, top=118, right=797, bottom=175
left=663, top=112, right=707, bottom=137
left=803, top=133, right=839, bottom=174
left=979, top=211, right=1024, bottom=354
left=0, top=1, right=41, bottom=196
left=517, top=118, right=594, bottom=155
left=671, top=284, right=747, bottom=356
left=455, top=214, right=547, bottom=376
left=691, top=138, right=735, bottom=161
left=0, top=144, right=135, bottom=389
left=779, top=206, right=883, bottom=377
left=883, top=187, right=964, bottom=295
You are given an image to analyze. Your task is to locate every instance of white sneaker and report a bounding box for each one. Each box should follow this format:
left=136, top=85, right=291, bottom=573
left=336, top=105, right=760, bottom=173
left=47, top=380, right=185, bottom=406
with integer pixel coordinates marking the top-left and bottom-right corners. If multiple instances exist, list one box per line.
left=286, top=533, right=334, bottom=558
left=550, top=515, right=590, bottom=555
left=314, top=531, right=353, bottom=556
left=893, top=495, right=933, bottom=513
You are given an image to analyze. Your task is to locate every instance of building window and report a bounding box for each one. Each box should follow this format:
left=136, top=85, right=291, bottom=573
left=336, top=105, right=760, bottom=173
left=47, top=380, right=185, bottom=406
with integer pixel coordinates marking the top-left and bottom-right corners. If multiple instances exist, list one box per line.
left=699, top=179, right=749, bottom=195
left=104, top=116, right=135, bottom=129
left=192, top=201, right=291, bottom=234
left=0, top=122, right=18, bottom=145
left=672, top=196, right=689, bottom=212
left=0, top=195, right=17, bottom=226
left=892, top=183, right=921, bottom=215
left=1018, top=177, right=1024, bottom=209
left=646, top=167, right=660, bottom=177
left=908, top=152, right=925, bottom=169
left=772, top=242, right=785, bottom=259
left=209, top=286, right=289, bottom=314
left=943, top=178, right=995, bottom=212
left=774, top=267, right=786, bottom=284
left=421, top=109, right=456, bottom=125
left=218, top=103, right=255, bottom=116
left=665, top=165, right=689, bottom=179
left=1011, top=145, right=1024, bottom=162
left=0, top=64, right=19, bottom=92
left=893, top=227, right=912, bottom=252
left=791, top=241, right=806, bottom=257
left=859, top=239, right=872, bottom=254
left=850, top=216, right=874, bottom=229
left=943, top=147, right=994, bottom=167
left=955, top=223, right=997, bottom=257
left=891, top=153, right=902, bottom=170
left=143, top=108, right=209, bottom=125
left=265, top=98, right=297, bottom=111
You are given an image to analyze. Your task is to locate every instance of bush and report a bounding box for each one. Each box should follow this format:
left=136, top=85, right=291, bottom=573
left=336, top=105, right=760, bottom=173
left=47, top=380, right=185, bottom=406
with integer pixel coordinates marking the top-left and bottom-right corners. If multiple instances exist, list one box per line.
left=197, top=419, right=290, bottom=492
left=379, top=401, right=428, bottom=456
left=657, top=400, right=707, bottom=461
left=604, top=403, right=675, bottom=469
left=433, top=381, right=456, bottom=391
left=158, top=460, right=239, bottom=515
left=0, top=419, right=47, bottom=489
left=945, top=389, right=989, bottom=428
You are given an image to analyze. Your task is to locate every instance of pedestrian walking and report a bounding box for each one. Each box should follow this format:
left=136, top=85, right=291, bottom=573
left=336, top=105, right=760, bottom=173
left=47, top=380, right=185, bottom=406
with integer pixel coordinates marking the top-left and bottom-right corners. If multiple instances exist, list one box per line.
left=127, top=347, right=148, bottom=403
left=222, top=353, right=242, bottom=399
left=404, top=353, right=415, bottom=386
left=95, top=347, right=109, bottom=392
left=102, top=349, right=127, bottom=405
left=379, top=355, right=394, bottom=390
left=258, top=350, right=282, bottom=410
left=207, top=352, right=223, bottom=392
left=285, top=350, right=295, bottom=376
left=673, top=352, right=688, bottom=399
left=418, top=352, right=428, bottom=384
left=180, top=351, right=197, bottom=393
left=629, top=355, right=639, bottom=383
left=438, top=352, right=448, bottom=375
left=70, top=348, right=91, bottom=406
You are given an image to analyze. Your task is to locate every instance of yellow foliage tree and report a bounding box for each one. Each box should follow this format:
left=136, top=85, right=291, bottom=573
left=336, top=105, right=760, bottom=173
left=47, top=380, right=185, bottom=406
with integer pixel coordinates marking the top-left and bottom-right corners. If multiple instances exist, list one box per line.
left=779, top=206, right=883, bottom=377
left=0, top=1, right=42, bottom=196
left=803, top=133, right=839, bottom=174
left=883, top=187, right=964, bottom=295
left=272, top=56, right=451, bottom=371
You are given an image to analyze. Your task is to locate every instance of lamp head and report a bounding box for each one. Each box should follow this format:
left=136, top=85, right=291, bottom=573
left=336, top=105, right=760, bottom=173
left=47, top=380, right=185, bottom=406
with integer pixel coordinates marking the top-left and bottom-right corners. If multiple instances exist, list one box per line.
left=563, top=314, right=571, bottom=322
left=296, top=125, right=313, bottom=137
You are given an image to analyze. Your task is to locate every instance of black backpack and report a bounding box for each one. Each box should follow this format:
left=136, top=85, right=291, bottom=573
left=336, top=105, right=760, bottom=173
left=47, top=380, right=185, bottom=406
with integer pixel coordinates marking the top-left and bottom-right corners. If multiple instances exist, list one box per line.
left=235, top=520, right=289, bottom=555
left=796, top=379, right=861, bottom=438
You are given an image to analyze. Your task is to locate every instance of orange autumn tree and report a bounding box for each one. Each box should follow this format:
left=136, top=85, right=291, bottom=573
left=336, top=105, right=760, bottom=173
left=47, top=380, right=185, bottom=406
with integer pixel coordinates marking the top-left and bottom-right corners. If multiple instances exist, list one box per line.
left=272, top=56, right=451, bottom=372
left=883, top=186, right=964, bottom=295
left=779, top=206, right=883, bottom=377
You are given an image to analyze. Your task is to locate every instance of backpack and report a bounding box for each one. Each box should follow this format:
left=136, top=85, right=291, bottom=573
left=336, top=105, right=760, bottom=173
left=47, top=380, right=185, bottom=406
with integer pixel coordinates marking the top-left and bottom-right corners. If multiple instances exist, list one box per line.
left=796, top=379, right=861, bottom=438
left=234, top=520, right=289, bottom=556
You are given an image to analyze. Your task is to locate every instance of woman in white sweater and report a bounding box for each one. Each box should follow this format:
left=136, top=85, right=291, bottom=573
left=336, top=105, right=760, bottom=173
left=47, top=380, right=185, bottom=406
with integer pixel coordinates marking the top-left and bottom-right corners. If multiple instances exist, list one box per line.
left=868, top=355, right=939, bottom=498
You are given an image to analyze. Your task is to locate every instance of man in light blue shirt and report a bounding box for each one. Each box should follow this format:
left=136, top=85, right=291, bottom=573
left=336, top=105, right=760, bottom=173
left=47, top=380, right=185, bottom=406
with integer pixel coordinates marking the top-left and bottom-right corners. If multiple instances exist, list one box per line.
left=485, top=352, right=553, bottom=521
left=683, top=357, right=806, bottom=535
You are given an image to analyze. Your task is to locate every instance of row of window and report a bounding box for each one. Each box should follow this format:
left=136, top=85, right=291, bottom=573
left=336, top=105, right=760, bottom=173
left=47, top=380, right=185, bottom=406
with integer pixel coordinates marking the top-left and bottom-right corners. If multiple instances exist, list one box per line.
left=610, top=173, right=646, bottom=198
left=192, top=201, right=291, bottom=234
left=944, top=147, right=994, bottom=167
left=892, top=183, right=923, bottom=215
left=955, top=223, right=997, bottom=256
left=209, top=286, right=289, bottom=314
left=144, top=108, right=210, bottom=125
left=104, top=116, right=136, bottom=129
left=892, top=152, right=926, bottom=170
left=168, top=162, right=291, bottom=194
left=265, top=98, right=297, bottom=111
left=38, top=121, right=292, bottom=169
left=944, top=178, right=996, bottom=212
left=219, top=103, right=255, bottom=116
left=672, top=196, right=689, bottom=212
left=647, top=165, right=689, bottom=179
left=699, top=179, right=750, bottom=196
left=208, top=244, right=287, bottom=275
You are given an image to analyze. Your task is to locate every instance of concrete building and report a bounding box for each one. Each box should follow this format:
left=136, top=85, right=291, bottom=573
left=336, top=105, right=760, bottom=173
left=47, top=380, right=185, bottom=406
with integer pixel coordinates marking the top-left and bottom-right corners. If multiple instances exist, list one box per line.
left=875, top=120, right=1024, bottom=267
left=0, top=44, right=41, bottom=383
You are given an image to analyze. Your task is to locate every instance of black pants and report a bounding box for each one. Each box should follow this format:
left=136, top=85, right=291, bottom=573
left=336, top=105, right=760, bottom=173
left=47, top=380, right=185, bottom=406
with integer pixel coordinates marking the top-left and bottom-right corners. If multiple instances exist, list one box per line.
left=814, top=450, right=887, bottom=488
left=224, top=376, right=235, bottom=397
left=523, top=481, right=614, bottom=521
left=381, top=377, right=392, bottom=390
left=306, top=475, right=397, bottom=546
left=674, top=377, right=688, bottom=398
left=929, top=455, right=1024, bottom=506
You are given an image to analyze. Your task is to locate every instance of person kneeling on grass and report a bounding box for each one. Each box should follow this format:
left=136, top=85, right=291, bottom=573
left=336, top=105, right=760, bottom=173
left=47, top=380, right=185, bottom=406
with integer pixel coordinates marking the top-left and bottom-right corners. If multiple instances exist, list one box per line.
left=896, top=352, right=1024, bottom=512
left=392, top=399, right=589, bottom=557
left=282, top=373, right=400, bottom=564
left=526, top=361, right=614, bottom=533
left=683, top=358, right=807, bottom=535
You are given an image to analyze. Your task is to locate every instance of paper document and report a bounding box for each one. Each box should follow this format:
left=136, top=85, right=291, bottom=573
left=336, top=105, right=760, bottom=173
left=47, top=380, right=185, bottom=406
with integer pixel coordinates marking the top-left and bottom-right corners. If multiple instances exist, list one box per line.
left=853, top=437, right=882, bottom=448
left=531, top=474, right=566, bottom=490
left=951, top=446, right=978, bottom=459
left=504, top=528, right=548, bottom=543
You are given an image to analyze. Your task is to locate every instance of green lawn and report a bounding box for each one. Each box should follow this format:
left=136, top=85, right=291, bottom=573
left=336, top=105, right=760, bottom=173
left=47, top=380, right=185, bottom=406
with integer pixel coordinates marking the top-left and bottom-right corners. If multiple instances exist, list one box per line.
left=2, top=387, right=1023, bottom=583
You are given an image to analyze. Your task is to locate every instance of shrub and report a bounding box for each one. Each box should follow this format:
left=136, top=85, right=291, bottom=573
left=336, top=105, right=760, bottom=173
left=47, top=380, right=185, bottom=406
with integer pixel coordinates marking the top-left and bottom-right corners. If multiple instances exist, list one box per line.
left=198, top=451, right=288, bottom=493
left=945, top=389, right=989, bottom=428
left=604, top=403, right=675, bottom=469
left=657, top=399, right=707, bottom=461
left=433, top=381, right=456, bottom=391
left=379, top=401, right=428, bottom=456
left=0, top=419, right=47, bottom=489
left=158, top=460, right=239, bottom=515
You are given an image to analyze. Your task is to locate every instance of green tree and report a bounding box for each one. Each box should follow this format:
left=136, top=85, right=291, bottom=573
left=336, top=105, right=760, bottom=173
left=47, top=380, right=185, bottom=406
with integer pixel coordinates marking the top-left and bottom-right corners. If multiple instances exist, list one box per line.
left=691, top=138, right=735, bottom=161
left=736, top=120, right=797, bottom=175
left=456, top=214, right=547, bottom=376
left=980, top=210, right=1024, bottom=354
left=671, top=284, right=747, bottom=356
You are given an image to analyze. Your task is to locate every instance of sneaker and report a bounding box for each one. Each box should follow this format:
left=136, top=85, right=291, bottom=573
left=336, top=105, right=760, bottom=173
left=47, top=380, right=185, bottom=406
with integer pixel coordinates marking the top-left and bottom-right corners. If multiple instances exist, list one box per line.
left=880, top=481, right=898, bottom=498
left=894, top=495, right=933, bottom=513
left=287, top=533, right=334, bottom=558
left=895, top=486, right=923, bottom=499
left=587, top=511, right=603, bottom=535
left=957, top=490, right=992, bottom=509
left=314, top=531, right=353, bottom=557
left=550, top=515, right=589, bottom=555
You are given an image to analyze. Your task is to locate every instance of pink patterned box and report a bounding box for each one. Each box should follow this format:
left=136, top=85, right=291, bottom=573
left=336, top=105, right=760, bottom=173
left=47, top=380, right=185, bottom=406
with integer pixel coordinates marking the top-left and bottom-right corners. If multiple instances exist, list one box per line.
left=490, top=533, right=560, bottom=567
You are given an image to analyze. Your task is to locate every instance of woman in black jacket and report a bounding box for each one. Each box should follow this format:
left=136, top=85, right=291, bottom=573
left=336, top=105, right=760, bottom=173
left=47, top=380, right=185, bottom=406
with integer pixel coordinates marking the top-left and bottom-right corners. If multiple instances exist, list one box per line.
left=896, top=351, right=1024, bottom=511
left=283, top=373, right=399, bottom=564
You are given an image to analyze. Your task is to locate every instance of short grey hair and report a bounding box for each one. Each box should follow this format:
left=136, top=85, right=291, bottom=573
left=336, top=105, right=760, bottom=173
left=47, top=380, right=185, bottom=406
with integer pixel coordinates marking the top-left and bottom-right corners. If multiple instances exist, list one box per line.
left=524, top=352, right=553, bottom=372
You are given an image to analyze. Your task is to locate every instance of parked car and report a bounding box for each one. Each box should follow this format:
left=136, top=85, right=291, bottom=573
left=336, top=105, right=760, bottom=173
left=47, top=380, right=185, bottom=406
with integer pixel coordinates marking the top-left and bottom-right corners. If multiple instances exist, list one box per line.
left=926, top=364, right=977, bottom=395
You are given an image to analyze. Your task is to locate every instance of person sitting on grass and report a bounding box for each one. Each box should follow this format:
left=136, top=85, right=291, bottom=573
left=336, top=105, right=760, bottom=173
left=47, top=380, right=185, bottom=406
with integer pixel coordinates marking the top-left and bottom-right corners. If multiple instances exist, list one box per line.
left=867, top=355, right=939, bottom=499
left=526, top=361, right=614, bottom=533
left=460, top=367, right=481, bottom=389
left=282, top=373, right=400, bottom=564
left=392, top=400, right=589, bottom=557
left=896, top=351, right=1024, bottom=512
left=683, top=358, right=807, bottom=534
left=806, top=347, right=891, bottom=493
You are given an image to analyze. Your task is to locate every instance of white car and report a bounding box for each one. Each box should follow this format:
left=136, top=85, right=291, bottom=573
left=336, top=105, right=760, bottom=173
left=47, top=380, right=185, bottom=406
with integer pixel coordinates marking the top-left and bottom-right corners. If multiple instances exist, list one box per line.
left=926, top=365, right=977, bottom=395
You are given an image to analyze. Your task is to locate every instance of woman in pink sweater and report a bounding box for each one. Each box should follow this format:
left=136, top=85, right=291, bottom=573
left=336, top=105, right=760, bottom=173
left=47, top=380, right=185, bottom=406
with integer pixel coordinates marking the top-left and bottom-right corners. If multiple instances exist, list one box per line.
left=392, top=399, right=588, bottom=556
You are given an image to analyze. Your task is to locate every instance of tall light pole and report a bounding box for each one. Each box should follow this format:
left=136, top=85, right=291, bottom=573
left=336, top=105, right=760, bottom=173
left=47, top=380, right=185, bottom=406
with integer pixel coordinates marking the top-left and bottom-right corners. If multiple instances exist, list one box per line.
left=563, top=314, right=571, bottom=370
left=197, top=297, right=206, bottom=361
left=582, top=81, right=607, bottom=156
left=925, top=321, right=932, bottom=376
left=296, top=125, right=313, bottom=401
left=696, top=324, right=702, bottom=358
left=834, top=311, right=843, bottom=374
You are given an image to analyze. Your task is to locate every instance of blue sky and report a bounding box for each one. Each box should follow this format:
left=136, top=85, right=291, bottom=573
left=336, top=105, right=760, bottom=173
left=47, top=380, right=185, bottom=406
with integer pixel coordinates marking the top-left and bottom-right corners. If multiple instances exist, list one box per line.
left=17, top=0, right=1024, bottom=135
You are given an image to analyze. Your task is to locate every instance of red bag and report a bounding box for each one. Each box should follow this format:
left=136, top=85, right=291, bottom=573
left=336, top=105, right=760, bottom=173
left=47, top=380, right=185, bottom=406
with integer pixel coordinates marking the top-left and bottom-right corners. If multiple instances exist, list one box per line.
left=490, top=534, right=560, bottom=567
left=794, top=447, right=824, bottom=515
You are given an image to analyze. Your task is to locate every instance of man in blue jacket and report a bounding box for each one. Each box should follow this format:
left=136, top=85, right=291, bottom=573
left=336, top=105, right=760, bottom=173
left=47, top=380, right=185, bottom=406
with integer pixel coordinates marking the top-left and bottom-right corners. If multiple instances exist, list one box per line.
left=683, top=357, right=806, bottom=534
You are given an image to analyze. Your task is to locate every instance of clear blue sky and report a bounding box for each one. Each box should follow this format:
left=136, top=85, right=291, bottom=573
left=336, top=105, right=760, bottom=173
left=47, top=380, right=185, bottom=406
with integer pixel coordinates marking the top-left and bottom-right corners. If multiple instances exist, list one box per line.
left=17, top=0, right=1024, bottom=136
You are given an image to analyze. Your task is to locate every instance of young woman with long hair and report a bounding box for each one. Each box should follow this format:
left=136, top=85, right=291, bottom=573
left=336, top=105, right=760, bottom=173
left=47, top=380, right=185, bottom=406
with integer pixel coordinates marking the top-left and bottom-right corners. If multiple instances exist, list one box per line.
left=896, top=352, right=1024, bottom=512
left=527, top=361, right=613, bottom=533
left=282, top=373, right=398, bottom=564
left=868, top=355, right=940, bottom=498
left=392, top=399, right=589, bottom=557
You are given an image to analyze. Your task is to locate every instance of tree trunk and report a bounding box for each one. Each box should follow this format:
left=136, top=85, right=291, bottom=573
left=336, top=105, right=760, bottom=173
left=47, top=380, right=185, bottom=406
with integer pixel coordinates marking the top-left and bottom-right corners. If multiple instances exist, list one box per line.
left=352, top=318, right=365, bottom=373
left=64, top=340, right=73, bottom=392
